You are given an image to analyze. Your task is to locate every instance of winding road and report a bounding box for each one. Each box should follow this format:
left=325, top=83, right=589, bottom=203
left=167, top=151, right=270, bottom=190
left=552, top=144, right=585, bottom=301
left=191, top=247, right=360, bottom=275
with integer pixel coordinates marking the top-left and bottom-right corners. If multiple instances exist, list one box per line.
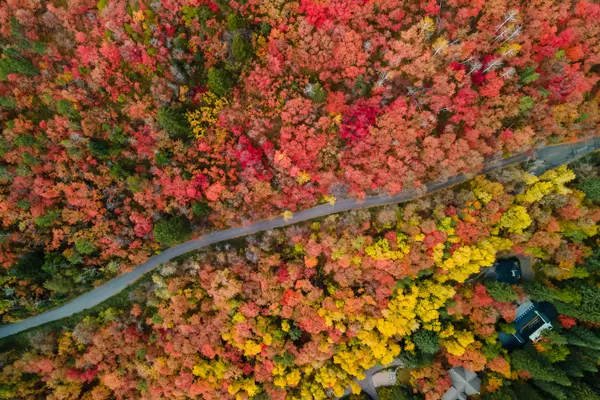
left=1, top=137, right=598, bottom=340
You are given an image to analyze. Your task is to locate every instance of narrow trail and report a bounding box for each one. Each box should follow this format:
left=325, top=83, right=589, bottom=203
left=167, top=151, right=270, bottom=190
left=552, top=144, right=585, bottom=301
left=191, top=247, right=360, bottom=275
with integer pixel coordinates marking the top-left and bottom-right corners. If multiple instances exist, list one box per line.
left=0, top=137, right=598, bottom=340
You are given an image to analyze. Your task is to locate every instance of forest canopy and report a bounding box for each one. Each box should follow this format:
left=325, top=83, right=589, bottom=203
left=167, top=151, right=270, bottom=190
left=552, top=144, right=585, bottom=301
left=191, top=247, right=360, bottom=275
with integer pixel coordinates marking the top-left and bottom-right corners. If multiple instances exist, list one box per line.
left=1, top=0, right=600, bottom=322
left=1, top=165, right=599, bottom=399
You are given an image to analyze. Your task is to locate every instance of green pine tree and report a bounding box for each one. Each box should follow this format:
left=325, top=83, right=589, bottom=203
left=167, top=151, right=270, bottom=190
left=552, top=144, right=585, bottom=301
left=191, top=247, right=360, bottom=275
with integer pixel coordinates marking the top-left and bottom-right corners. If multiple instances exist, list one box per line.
left=510, top=349, right=571, bottom=386
left=0, top=56, right=39, bottom=80
left=156, top=107, right=189, bottom=138
left=231, top=33, right=252, bottom=62
left=207, top=67, right=233, bottom=96
left=484, top=281, right=518, bottom=302
left=412, top=330, right=440, bottom=354
left=533, top=380, right=569, bottom=400
left=482, top=385, right=516, bottom=400
left=153, top=216, right=192, bottom=246
left=555, top=283, right=600, bottom=323
left=579, top=178, right=600, bottom=201
left=511, top=383, right=546, bottom=400
left=564, top=327, right=600, bottom=350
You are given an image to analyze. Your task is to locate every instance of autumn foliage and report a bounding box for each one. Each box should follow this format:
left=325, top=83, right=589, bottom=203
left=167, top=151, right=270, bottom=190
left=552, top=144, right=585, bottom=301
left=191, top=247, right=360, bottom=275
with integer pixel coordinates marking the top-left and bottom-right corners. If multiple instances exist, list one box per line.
left=1, top=0, right=600, bottom=321
left=2, top=165, right=599, bottom=399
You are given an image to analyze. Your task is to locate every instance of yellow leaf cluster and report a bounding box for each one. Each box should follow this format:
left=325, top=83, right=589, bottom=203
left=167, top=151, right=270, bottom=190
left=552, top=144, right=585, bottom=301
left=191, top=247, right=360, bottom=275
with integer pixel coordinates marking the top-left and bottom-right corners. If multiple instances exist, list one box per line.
left=228, top=378, right=260, bottom=397
left=472, top=176, right=504, bottom=204
left=58, top=332, right=74, bottom=356
left=419, top=16, right=436, bottom=35
left=365, top=238, right=409, bottom=261
left=432, top=37, right=449, bottom=55
left=313, top=365, right=349, bottom=398
left=273, top=365, right=302, bottom=388
left=186, top=92, right=228, bottom=137
left=318, top=306, right=346, bottom=328
left=192, top=358, right=229, bottom=386
left=442, top=329, right=475, bottom=356
left=518, top=180, right=554, bottom=203
left=497, top=43, right=521, bottom=57
left=323, top=194, right=337, bottom=205
left=518, top=166, right=575, bottom=204
left=498, top=205, right=532, bottom=233
left=243, top=340, right=263, bottom=356
left=542, top=164, right=575, bottom=184
left=415, top=282, right=456, bottom=331
left=378, top=286, right=419, bottom=337
left=437, top=217, right=455, bottom=235
left=296, top=171, right=311, bottom=184
left=437, top=245, right=493, bottom=282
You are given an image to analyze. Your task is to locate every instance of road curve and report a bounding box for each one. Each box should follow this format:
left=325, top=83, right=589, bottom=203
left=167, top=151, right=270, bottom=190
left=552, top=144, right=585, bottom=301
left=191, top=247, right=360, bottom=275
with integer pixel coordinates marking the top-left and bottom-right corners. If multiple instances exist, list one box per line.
left=1, top=137, right=598, bottom=339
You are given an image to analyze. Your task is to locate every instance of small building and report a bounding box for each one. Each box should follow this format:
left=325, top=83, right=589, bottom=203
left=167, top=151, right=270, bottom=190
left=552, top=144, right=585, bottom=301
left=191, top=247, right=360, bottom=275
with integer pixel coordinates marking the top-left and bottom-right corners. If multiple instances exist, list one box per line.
left=441, top=367, right=480, bottom=400
left=512, top=300, right=553, bottom=343
left=486, top=257, right=522, bottom=284
left=499, top=300, right=554, bottom=350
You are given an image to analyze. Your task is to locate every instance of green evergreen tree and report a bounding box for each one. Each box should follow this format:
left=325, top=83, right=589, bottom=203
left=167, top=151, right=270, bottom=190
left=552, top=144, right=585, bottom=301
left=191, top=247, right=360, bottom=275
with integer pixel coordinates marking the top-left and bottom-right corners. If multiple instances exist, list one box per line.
left=559, top=350, right=598, bottom=377
left=564, top=327, right=600, bottom=350
left=484, top=281, right=518, bottom=302
left=510, top=350, right=571, bottom=386
left=9, top=248, right=48, bottom=282
left=207, top=67, right=233, bottom=96
left=583, top=248, right=600, bottom=274
left=192, top=202, right=211, bottom=218
left=56, top=100, right=79, bottom=119
left=579, top=178, right=600, bottom=201
left=511, top=383, right=546, bottom=400
left=307, top=82, right=327, bottom=103
left=482, top=385, right=516, bottom=400
left=533, top=380, right=569, bottom=400
left=0, top=56, right=39, bottom=80
left=412, top=330, right=439, bottom=354
left=522, top=281, right=555, bottom=302
left=227, top=14, right=246, bottom=31
left=571, top=382, right=600, bottom=400
left=232, top=33, right=252, bottom=62
left=88, top=139, right=111, bottom=158
left=156, top=107, right=189, bottom=138
left=555, top=283, right=600, bottom=323
left=153, top=216, right=192, bottom=246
